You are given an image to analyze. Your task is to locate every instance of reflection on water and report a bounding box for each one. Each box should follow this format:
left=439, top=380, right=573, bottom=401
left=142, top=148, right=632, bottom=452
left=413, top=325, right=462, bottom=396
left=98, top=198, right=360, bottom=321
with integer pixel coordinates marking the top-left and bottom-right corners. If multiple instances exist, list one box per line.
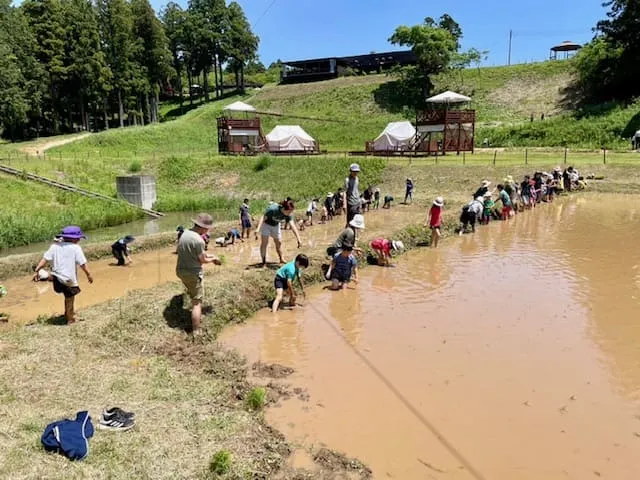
left=221, top=193, right=640, bottom=480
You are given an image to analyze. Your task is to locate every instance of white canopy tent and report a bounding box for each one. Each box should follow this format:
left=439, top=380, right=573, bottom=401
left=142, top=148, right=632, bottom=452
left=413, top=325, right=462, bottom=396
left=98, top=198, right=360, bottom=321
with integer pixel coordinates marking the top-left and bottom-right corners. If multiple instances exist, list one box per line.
left=223, top=101, right=257, bottom=113
left=266, top=125, right=316, bottom=151
left=425, top=91, right=472, bottom=104
left=372, top=121, right=416, bottom=151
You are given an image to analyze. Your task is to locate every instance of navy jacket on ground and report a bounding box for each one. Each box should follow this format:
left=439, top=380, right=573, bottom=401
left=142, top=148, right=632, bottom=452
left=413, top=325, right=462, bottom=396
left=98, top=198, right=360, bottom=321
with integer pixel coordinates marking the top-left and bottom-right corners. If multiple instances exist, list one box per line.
left=41, top=411, right=94, bottom=460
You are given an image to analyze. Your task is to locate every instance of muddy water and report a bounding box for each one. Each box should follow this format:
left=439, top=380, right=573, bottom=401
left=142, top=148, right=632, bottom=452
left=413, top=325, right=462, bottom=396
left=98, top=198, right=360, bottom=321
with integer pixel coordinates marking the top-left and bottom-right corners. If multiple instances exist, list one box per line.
left=221, top=194, right=640, bottom=480
left=0, top=208, right=408, bottom=324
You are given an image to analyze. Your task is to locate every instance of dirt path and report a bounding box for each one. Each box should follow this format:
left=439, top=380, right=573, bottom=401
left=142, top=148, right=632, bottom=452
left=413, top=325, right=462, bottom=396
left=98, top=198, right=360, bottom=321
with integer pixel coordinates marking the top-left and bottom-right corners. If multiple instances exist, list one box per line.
left=19, top=133, right=91, bottom=155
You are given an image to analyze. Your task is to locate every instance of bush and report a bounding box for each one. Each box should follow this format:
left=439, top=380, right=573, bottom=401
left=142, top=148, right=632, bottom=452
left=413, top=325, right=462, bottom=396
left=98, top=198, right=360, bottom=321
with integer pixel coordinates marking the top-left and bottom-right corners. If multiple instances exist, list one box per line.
left=159, top=156, right=193, bottom=182
left=209, top=450, right=232, bottom=476
left=253, top=154, right=272, bottom=172
left=246, top=387, right=265, bottom=411
left=128, top=160, right=142, bottom=173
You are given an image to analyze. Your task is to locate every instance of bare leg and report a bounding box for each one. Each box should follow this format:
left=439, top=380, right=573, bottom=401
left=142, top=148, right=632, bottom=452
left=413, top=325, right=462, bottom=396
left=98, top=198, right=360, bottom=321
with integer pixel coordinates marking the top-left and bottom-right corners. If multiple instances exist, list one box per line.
left=272, top=288, right=284, bottom=312
left=432, top=228, right=441, bottom=248
left=191, top=299, right=202, bottom=333
left=65, top=297, right=75, bottom=324
left=260, top=236, right=269, bottom=265
left=274, top=238, right=284, bottom=263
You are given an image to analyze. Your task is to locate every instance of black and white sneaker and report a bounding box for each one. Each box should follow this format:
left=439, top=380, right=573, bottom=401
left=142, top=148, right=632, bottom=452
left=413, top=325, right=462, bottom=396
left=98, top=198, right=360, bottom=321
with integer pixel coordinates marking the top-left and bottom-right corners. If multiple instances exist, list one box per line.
left=102, top=407, right=135, bottom=421
left=98, top=411, right=135, bottom=431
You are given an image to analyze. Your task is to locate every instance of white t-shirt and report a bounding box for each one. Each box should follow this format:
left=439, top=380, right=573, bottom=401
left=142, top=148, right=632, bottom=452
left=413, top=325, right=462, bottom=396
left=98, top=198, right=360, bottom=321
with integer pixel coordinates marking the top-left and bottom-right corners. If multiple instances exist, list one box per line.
left=43, top=242, right=87, bottom=287
left=306, top=201, right=317, bottom=213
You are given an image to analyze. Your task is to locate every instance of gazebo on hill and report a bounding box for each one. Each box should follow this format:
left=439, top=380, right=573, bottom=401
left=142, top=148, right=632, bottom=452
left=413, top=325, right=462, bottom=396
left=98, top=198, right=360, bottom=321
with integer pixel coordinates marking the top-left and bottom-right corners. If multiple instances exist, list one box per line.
left=550, top=41, right=582, bottom=60
left=217, top=101, right=266, bottom=154
left=414, top=91, right=475, bottom=155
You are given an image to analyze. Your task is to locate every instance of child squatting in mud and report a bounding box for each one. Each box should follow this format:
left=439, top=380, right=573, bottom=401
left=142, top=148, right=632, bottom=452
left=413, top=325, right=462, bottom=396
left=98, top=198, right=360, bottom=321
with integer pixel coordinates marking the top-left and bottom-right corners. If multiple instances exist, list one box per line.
left=325, top=244, right=358, bottom=290
left=272, top=254, right=309, bottom=312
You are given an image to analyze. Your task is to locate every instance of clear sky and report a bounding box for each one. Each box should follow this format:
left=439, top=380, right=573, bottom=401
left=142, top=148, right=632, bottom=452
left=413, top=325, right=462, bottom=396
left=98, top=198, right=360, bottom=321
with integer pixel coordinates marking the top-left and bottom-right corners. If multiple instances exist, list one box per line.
left=152, top=0, right=608, bottom=66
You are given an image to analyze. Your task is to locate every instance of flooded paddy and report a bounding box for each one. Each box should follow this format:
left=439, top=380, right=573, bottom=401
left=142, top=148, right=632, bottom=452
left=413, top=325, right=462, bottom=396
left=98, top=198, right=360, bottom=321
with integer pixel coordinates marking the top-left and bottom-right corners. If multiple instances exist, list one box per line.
left=221, top=194, right=640, bottom=479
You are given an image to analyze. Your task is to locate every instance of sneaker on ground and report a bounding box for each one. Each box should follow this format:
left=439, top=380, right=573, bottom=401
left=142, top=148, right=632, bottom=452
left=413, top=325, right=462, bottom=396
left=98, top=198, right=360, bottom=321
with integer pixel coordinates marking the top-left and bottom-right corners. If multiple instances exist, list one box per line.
left=98, top=412, right=135, bottom=432
left=102, top=407, right=135, bottom=420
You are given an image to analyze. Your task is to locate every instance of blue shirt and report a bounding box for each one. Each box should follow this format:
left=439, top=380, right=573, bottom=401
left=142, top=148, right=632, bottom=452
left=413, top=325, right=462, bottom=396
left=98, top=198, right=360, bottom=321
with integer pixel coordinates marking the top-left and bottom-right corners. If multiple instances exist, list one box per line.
left=276, top=261, right=298, bottom=281
left=333, top=253, right=357, bottom=279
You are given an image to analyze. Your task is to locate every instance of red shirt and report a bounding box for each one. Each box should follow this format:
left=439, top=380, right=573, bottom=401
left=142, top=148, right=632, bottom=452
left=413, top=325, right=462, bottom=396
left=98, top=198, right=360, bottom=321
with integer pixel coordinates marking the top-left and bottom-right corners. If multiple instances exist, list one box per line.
left=429, top=205, right=442, bottom=227
left=370, top=238, right=391, bottom=255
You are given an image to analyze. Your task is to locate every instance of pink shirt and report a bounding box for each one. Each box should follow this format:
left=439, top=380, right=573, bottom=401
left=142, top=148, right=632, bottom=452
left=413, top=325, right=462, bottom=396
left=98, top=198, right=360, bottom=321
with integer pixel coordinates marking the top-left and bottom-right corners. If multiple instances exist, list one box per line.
left=429, top=205, right=442, bottom=227
left=370, top=238, right=391, bottom=255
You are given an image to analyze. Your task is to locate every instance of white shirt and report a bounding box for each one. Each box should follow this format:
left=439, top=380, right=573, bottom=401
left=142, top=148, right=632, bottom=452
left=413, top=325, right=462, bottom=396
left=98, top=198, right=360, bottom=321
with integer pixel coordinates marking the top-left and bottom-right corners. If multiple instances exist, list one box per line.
left=43, top=242, right=87, bottom=287
left=467, top=200, right=483, bottom=216
left=307, top=201, right=317, bottom=213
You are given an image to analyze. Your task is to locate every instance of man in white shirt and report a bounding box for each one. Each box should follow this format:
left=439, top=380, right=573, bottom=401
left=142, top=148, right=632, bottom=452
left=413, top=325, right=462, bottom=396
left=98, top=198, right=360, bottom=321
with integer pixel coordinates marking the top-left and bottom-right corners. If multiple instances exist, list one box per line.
left=34, top=226, right=93, bottom=324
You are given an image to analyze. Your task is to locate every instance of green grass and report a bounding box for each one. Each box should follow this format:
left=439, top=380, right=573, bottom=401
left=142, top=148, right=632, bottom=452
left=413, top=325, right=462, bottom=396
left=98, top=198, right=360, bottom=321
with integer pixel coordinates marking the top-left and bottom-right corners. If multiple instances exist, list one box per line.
left=209, top=450, right=232, bottom=476
left=0, top=175, right=143, bottom=249
left=246, top=387, right=266, bottom=411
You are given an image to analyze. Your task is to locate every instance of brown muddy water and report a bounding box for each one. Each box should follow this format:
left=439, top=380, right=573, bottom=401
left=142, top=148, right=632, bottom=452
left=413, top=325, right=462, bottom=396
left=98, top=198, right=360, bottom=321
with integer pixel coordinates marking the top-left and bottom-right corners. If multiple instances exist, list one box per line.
left=221, top=194, right=640, bottom=480
left=0, top=208, right=404, bottom=324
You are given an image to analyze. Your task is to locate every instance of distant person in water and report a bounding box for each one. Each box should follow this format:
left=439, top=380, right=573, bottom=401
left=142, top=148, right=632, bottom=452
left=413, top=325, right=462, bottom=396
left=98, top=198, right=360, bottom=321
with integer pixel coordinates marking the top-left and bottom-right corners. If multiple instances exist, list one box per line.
left=426, top=197, right=444, bottom=247
left=382, top=195, right=394, bottom=209
left=482, top=192, right=495, bottom=224
left=33, top=226, right=94, bottom=325
left=255, top=199, right=302, bottom=266
left=370, top=238, right=404, bottom=267
left=474, top=180, right=492, bottom=199
left=306, top=198, right=319, bottom=225
left=239, top=199, right=253, bottom=239
left=326, top=245, right=358, bottom=290
left=497, top=184, right=513, bottom=220
left=272, top=254, right=309, bottom=312
left=404, top=178, right=414, bottom=204
left=111, top=235, right=135, bottom=266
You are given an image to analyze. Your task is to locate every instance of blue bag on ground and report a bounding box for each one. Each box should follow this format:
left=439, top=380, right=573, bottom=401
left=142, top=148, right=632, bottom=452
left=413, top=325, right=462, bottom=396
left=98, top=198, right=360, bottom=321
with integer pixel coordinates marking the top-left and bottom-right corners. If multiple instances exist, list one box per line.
left=41, top=411, right=94, bottom=460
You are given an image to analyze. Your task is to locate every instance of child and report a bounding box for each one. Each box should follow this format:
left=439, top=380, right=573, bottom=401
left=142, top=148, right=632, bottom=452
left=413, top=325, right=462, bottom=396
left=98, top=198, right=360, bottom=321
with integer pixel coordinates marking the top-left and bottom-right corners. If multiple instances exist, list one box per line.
left=482, top=192, right=494, bottom=225
left=324, top=193, right=334, bottom=221
left=306, top=198, right=319, bottom=225
left=382, top=195, right=394, bottom=209
left=497, top=185, right=512, bottom=220
left=111, top=235, right=135, bottom=266
left=272, top=254, right=309, bottom=312
left=239, top=199, right=253, bottom=239
left=176, top=225, right=185, bottom=241
left=404, top=178, right=414, bottom=204
left=370, top=238, right=404, bottom=267
left=425, top=197, right=444, bottom=247
left=33, top=226, right=93, bottom=325
left=326, top=245, right=358, bottom=290
left=373, top=188, right=381, bottom=209
left=459, top=197, right=482, bottom=235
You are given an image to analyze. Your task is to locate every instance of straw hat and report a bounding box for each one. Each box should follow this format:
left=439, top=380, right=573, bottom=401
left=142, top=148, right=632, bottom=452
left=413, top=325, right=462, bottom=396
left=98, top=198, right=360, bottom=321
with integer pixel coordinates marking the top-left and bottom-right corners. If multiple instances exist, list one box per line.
left=554, top=166, right=562, bottom=172
left=391, top=240, right=405, bottom=251
left=349, top=214, right=366, bottom=230
left=433, top=196, right=444, bottom=207
left=481, top=180, right=492, bottom=187
left=192, top=213, right=214, bottom=229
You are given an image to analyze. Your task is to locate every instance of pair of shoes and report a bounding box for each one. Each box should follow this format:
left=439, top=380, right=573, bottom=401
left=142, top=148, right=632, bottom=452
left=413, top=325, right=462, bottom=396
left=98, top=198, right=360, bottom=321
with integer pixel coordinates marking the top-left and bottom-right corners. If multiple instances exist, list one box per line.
left=98, top=407, right=135, bottom=431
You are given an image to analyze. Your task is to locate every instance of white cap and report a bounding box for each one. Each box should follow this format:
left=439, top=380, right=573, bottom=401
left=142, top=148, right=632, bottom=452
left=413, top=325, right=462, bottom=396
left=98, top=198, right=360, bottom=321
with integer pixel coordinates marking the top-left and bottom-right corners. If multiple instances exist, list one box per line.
left=391, top=240, right=405, bottom=251
left=349, top=163, right=361, bottom=172
left=349, top=214, right=366, bottom=230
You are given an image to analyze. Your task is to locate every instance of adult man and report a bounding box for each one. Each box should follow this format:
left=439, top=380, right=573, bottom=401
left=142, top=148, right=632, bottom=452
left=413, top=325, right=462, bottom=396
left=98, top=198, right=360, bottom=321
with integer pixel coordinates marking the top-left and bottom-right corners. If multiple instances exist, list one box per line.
left=176, top=213, right=221, bottom=335
left=33, top=226, right=93, bottom=324
left=343, top=163, right=361, bottom=226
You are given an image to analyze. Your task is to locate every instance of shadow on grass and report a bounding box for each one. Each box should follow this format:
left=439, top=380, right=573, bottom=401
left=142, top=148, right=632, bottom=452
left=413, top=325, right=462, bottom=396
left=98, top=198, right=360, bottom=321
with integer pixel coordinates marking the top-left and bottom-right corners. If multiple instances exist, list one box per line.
left=30, top=314, right=68, bottom=326
left=245, top=262, right=280, bottom=271
left=163, top=295, right=213, bottom=332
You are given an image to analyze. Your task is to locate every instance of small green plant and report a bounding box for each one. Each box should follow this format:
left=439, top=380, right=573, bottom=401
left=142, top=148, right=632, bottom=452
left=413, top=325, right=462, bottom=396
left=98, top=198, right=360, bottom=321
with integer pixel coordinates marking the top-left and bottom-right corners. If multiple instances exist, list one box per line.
left=128, top=160, right=142, bottom=173
left=253, top=154, right=272, bottom=172
left=246, top=387, right=266, bottom=411
left=209, top=450, right=232, bottom=476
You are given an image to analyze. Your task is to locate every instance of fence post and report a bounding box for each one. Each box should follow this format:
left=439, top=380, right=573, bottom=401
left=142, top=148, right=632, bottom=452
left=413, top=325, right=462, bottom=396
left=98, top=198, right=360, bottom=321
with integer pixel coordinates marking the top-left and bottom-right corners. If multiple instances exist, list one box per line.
left=463, top=151, right=466, bottom=165
left=525, top=148, right=528, bottom=165
left=603, top=148, right=607, bottom=164
left=493, top=150, right=497, bottom=166
left=564, top=147, right=568, bottom=165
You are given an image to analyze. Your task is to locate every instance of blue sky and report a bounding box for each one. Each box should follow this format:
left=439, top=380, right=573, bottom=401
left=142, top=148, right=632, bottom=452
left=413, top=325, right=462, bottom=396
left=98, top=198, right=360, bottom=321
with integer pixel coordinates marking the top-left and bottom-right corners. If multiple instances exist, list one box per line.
left=152, top=0, right=607, bottom=66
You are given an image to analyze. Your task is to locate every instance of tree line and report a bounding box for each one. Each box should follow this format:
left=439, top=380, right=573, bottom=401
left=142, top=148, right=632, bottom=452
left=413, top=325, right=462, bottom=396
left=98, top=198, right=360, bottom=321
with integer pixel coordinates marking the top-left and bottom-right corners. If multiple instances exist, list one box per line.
left=0, top=0, right=258, bottom=140
left=569, top=0, right=638, bottom=103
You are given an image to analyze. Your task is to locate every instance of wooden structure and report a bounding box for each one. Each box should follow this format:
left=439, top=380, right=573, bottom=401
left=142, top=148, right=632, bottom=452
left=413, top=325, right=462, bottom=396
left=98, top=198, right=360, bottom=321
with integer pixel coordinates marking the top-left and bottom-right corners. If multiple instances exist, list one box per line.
left=550, top=41, right=582, bottom=60
left=414, top=109, right=475, bottom=154
left=216, top=117, right=266, bottom=154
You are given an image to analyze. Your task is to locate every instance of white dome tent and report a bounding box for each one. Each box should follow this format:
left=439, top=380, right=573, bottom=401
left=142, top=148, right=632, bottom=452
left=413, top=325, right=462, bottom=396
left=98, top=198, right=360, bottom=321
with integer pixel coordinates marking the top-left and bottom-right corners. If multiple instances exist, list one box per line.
left=266, top=125, right=318, bottom=152
left=372, top=121, right=416, bottom=151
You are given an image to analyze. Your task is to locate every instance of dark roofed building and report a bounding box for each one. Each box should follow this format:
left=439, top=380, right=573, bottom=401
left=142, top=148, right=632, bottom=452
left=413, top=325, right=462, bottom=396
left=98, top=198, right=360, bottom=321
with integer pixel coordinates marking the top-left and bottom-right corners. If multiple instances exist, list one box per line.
left=281, top=50, right=417, bottom=84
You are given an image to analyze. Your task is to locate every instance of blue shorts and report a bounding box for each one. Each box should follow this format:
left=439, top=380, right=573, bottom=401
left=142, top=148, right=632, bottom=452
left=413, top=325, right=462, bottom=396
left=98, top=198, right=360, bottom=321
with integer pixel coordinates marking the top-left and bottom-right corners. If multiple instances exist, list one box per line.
left=274, top=276, right=287, bottom=290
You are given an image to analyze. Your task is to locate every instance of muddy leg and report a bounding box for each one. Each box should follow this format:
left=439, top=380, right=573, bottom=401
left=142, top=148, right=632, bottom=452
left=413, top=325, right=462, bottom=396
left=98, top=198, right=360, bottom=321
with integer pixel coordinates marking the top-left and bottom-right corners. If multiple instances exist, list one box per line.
left=272, top=288, right=284, bottom=312
left=274, top=238, right=285, bottom=264
left=260, top=236, right=269, bottom=265
left=191, top=299, right=202, bottom=333
left=432, top=228, right=441, bottom=248
left=64, top=296, right=75, bottom=324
